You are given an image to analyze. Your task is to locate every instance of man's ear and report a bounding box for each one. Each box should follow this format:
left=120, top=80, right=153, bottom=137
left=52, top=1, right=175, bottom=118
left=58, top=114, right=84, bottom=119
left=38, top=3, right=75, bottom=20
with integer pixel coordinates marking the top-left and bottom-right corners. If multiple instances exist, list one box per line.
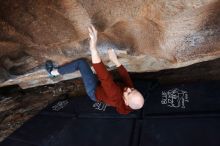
left=124, top=96, right=129, bottom=106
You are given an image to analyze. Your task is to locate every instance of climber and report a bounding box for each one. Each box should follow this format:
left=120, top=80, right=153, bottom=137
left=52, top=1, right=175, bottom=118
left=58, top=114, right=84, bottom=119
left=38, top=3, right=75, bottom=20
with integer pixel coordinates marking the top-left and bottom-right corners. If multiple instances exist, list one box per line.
left=45, top=25, right=144, bottom=114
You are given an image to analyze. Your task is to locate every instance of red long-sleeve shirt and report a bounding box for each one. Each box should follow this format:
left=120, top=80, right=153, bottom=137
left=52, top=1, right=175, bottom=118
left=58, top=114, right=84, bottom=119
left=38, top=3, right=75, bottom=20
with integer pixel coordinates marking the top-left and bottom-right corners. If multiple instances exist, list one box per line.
left=92, top=62, right=134, bottom=114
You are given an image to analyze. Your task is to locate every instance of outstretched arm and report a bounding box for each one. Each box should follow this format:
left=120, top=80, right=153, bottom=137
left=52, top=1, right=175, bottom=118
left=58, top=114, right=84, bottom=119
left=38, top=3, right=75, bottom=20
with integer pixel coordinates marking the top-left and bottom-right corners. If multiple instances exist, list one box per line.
left=88, top=25, right=101, bottom=64
left=108, top=48, right=134, bottom=87
left=89, top=26, right=121, bottom=99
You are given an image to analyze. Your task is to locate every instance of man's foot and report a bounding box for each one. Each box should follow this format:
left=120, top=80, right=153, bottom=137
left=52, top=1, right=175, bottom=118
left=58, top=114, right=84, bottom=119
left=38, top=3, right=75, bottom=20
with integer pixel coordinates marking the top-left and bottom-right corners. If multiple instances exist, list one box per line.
left=45, top=60, right=59, bottom=77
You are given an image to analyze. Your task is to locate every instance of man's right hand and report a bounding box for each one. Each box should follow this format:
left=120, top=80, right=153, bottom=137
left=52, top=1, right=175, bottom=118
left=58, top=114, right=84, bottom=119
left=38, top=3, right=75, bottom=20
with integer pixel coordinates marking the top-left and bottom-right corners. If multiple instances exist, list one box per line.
left=108, top=48, right=121, bottom=67
left=88, top=25, right=97, bottom=51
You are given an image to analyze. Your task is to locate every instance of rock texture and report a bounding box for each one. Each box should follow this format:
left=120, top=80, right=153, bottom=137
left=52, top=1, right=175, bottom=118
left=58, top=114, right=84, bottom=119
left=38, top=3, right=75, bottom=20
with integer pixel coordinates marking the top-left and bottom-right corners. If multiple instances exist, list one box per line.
left=0, top=0, right=219, bottom=88
left=0, top=78, right=86, bottom=142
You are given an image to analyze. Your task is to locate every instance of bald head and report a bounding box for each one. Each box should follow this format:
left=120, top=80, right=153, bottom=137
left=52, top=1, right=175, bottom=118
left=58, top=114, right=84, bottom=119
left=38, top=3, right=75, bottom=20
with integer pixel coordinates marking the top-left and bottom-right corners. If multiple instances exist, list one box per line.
left=123, top=87, right=144, bottom=110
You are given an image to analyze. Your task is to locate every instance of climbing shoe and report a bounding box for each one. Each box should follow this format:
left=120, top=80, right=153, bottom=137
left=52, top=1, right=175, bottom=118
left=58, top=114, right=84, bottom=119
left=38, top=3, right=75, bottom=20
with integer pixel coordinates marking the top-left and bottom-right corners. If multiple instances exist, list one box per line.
left=45, top=60, right=58, bottom=78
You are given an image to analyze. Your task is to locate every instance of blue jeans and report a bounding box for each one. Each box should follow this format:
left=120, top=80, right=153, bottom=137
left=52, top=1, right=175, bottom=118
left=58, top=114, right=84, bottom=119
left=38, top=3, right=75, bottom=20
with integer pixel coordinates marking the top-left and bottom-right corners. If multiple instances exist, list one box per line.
left=58, top=59, right=98, bottom=101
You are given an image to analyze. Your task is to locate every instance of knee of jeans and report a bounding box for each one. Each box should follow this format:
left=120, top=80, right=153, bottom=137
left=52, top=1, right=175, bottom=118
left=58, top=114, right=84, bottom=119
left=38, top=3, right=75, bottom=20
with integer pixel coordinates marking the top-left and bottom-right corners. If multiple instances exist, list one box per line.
left=70, top=58, right=83, bottom=62
left=78, top=59, right=90, bottom=67
left=75, top=58, right=85, bottom=64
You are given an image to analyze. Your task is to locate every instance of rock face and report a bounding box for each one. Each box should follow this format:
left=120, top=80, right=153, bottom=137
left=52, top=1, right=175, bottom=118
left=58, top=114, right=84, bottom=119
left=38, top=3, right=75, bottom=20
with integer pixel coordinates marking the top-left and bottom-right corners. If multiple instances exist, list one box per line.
left=0, top=78, right=86, bottom=142
left=0, top=0, right=219, bottom=89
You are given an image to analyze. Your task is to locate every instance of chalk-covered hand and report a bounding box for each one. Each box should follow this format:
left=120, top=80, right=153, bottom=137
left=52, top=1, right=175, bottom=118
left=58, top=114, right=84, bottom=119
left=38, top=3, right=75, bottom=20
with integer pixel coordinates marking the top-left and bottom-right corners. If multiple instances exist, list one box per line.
left=88, top=25, right=97, bottom=51
left=108, top=48, right=121, bottom=67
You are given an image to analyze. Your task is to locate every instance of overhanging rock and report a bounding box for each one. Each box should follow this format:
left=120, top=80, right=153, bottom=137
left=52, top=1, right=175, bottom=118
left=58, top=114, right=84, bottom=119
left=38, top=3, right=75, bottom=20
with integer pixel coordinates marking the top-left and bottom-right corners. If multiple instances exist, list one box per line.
left=0, top=0, right=219, bottom=89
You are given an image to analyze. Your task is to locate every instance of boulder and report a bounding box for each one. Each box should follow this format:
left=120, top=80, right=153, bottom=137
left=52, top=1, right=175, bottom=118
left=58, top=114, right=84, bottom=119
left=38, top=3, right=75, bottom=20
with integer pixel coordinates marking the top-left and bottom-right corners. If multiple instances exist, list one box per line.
left=0, top=0, right=219, bottom=88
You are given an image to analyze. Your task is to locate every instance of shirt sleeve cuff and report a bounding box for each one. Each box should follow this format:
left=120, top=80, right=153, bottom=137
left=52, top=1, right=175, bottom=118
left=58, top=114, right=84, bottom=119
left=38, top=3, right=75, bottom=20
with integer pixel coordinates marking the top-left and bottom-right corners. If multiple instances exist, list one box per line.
left=92, top=61, right=105, bottom=69
left=117, top=64, right=125, bottom=71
